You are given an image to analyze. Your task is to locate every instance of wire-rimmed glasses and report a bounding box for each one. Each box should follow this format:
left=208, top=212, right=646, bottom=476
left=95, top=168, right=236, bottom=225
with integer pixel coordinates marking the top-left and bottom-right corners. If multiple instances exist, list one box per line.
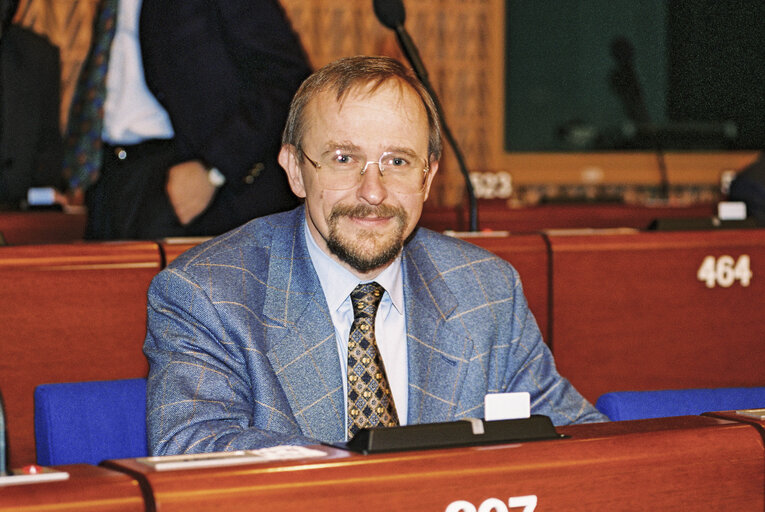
left=302, top=149, right=430, bottom=193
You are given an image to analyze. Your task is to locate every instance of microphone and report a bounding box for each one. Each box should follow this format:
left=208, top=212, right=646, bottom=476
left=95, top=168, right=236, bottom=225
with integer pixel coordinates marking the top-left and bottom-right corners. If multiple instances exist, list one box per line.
left=373, top=0, right=479, bottom=231
left=609, top=36, right=669, bottom=200
left=609, top=37, right=650, bottom=125
left=372, top=0, right=404, bottom=29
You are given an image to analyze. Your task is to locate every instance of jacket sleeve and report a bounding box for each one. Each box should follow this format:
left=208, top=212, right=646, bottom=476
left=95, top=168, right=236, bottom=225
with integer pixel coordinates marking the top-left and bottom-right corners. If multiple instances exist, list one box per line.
left=144, top=267, right=318, bottom=455
left=497, top=264, right=608, bottom=425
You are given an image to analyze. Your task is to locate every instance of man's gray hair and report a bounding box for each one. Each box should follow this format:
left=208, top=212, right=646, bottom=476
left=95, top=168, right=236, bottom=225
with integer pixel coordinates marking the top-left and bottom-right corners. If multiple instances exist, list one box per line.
left=281, top=55, right=442, bottom=161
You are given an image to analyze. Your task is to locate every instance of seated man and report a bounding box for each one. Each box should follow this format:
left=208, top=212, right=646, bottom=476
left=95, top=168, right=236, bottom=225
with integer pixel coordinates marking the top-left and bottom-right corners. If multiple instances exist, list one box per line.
left=144, top=56, right=606, bottom=455
left=728, top=154, right=765, bottom=227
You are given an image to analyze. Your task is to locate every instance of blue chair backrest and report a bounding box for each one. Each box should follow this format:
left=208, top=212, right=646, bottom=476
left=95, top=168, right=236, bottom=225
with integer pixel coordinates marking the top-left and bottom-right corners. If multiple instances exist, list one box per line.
left=34, top=378, right=147, bottom=465
left=596, top=387, right=765, bottom=421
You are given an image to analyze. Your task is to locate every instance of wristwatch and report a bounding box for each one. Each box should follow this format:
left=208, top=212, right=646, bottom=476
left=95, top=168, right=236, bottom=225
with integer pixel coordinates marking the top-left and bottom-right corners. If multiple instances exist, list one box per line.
left=207, top=167, right=226, bottom=188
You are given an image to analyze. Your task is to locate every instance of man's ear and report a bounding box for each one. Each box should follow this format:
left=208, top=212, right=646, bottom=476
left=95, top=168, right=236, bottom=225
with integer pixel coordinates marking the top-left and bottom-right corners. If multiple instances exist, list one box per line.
left=422, top=159, right=439, bottom=202
left=278, top=145, right=306, bottom=198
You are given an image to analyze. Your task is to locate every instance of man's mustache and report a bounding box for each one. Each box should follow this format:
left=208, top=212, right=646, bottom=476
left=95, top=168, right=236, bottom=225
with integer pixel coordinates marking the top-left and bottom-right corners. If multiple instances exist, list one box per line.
left=329, top=204, right=407, bottom=222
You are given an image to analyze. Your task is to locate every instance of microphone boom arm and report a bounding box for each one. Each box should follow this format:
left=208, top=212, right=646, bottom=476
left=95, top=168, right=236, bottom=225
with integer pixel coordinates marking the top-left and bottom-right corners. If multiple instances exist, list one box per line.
left=393, top=25, right=479, bottom=231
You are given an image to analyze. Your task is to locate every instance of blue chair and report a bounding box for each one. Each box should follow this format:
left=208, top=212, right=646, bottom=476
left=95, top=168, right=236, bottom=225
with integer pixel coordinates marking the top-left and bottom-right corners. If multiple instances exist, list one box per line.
left=596, top=387, right=765, bottom=421
left=34, top=378, right=148, bottom=465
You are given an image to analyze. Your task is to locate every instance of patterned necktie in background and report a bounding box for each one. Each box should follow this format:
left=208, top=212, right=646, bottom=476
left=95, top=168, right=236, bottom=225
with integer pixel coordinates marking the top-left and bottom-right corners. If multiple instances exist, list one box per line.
left=62, top=0, right=119, bottom=191
left=347, top=282, right=399, bottom=438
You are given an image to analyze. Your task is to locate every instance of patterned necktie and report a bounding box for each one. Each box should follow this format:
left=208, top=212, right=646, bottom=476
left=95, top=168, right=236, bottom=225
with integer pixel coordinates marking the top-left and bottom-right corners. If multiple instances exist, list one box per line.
left=347, top=282, right=399, bottom=438
left=62, top=0, right=119, bottom=191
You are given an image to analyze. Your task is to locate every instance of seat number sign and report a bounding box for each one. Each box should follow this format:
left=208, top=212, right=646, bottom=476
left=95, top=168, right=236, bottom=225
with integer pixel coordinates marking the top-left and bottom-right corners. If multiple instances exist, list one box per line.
left=445, top=495, right=538, bottom=512
left=696, top=254, right=752, bottom=288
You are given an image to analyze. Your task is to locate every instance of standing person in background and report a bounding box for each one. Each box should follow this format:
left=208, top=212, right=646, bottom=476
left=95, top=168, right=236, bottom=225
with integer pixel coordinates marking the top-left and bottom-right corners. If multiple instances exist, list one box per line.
left=0, top=0, right=64, bottom=210
left=63, top=0, right=310, bottom=239
left=139, top=0, right=311, bottom=236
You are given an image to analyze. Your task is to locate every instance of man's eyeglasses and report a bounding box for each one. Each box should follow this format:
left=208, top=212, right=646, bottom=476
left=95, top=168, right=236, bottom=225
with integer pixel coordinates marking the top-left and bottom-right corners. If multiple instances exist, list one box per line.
left=301, top=149, right=430, bottom=194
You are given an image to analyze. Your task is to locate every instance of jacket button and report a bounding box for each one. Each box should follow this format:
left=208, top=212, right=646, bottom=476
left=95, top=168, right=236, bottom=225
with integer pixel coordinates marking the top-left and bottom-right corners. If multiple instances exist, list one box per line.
left=243, top=162, right=265, bottom=184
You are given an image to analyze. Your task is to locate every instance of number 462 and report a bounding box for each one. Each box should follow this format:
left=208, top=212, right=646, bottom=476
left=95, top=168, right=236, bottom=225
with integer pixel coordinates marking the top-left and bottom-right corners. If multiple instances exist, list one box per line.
left=696, top=254, right=753, bottom=288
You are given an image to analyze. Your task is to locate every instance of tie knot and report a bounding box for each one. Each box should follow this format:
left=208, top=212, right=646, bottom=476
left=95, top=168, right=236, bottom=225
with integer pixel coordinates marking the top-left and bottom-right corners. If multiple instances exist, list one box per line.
left=350, top=282, right=385, bottom=319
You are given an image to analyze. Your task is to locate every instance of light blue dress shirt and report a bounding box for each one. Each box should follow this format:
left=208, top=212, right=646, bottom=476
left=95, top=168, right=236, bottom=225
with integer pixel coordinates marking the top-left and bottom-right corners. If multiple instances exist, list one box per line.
left=303, top=221, right=409, bottom=436
left=103, top=0, right=174, bottom=144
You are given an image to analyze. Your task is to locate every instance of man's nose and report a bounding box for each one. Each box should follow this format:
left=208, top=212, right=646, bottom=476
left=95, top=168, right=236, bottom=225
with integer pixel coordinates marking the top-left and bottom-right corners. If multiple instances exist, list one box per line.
left=356, top=162, right=387, bottom=204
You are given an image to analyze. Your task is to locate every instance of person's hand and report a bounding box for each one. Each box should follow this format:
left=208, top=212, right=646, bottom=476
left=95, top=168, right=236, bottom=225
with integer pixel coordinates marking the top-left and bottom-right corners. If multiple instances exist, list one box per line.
left=66, top=187, right=85, bottom=206
left=166, top=160, right=217, bottom=225
left=54, top=190, right=70, bottom=207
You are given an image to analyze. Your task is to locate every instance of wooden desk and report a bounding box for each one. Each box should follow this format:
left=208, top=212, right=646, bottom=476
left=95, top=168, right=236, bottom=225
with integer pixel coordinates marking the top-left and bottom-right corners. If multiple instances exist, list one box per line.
left=0, top=242, right=161, bottom=467
left=104, top=416, right=764, bottom=511
left=0, top=464, right=144, bottom=512
left=0, top=210, right=86, bottom=245
left=158, top=237, right=211, bottom=266
left=547, top=228, right=765, bottom=403
left=705, top=409, right=765, bottom=432
left=420, top=201, right=718, bottom=233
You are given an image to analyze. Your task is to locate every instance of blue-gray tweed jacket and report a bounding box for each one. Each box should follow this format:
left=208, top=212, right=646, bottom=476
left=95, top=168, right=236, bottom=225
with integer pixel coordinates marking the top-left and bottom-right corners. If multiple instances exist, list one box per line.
left=144, top=205, right=606, bottom=455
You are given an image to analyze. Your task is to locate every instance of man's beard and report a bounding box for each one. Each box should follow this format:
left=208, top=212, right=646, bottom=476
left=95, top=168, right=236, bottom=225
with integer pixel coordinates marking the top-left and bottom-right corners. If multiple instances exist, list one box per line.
left=326, top=203, right=408, bottom=273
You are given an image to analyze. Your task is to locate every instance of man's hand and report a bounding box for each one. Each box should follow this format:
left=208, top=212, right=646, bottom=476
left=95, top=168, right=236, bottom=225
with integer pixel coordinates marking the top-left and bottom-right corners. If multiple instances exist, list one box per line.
left=166, top=160, right=218, bottom=225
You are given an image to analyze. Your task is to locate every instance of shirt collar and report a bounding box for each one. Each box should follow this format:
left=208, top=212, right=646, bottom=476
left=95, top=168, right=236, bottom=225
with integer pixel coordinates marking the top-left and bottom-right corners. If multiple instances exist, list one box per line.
left=303, top=219, right=404, bottom=315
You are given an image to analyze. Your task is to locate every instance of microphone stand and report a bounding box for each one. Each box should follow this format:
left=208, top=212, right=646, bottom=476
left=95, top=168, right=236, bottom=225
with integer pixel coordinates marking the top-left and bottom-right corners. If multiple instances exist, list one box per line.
left=391, top=26, right=479, bottom=232
left=610, top=37, right=670, bottom=202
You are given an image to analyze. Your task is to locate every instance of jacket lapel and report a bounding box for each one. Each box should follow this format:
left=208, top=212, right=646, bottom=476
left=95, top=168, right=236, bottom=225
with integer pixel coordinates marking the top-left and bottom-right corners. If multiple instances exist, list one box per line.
left=262, top=209, right=345, bottom=442
left=403, top=234, right=475, bottom=425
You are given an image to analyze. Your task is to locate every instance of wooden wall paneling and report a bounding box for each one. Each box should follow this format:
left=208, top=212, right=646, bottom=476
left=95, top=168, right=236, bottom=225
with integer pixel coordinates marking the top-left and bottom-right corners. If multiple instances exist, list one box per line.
left=0, top=210, right=86, bottom=244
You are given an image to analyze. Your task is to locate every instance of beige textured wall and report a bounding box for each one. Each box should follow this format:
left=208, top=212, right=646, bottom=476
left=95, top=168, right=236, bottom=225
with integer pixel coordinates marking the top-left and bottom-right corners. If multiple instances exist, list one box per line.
left=282, top=0, right=504, bottom=205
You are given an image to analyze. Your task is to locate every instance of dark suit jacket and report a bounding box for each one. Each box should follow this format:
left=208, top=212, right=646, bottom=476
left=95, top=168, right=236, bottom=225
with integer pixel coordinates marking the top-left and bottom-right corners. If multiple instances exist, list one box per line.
left=139, top=0, right=312, bottom=235
left=0, top=25, right=63, bottom=208
left=729, top=154, right=765, bottom=227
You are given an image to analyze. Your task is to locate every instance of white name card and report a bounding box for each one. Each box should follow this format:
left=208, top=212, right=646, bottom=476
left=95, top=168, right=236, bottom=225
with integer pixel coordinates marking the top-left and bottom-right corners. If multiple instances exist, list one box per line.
left=484, top=392, right=530, bottom=421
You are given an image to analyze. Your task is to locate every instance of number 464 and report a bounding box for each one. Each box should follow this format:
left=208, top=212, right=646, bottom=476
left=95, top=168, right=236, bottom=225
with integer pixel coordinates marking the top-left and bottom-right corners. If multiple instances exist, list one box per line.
left=696, top=255, right=753, bottom=288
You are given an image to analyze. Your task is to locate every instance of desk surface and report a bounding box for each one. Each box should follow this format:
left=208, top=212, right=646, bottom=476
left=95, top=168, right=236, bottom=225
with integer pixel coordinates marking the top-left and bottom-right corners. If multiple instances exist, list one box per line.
left=420, top=201, right=718, bottom=233
left=105, top=415, right=764, bottom=511
left=0, top=464, right=144, bottom=512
